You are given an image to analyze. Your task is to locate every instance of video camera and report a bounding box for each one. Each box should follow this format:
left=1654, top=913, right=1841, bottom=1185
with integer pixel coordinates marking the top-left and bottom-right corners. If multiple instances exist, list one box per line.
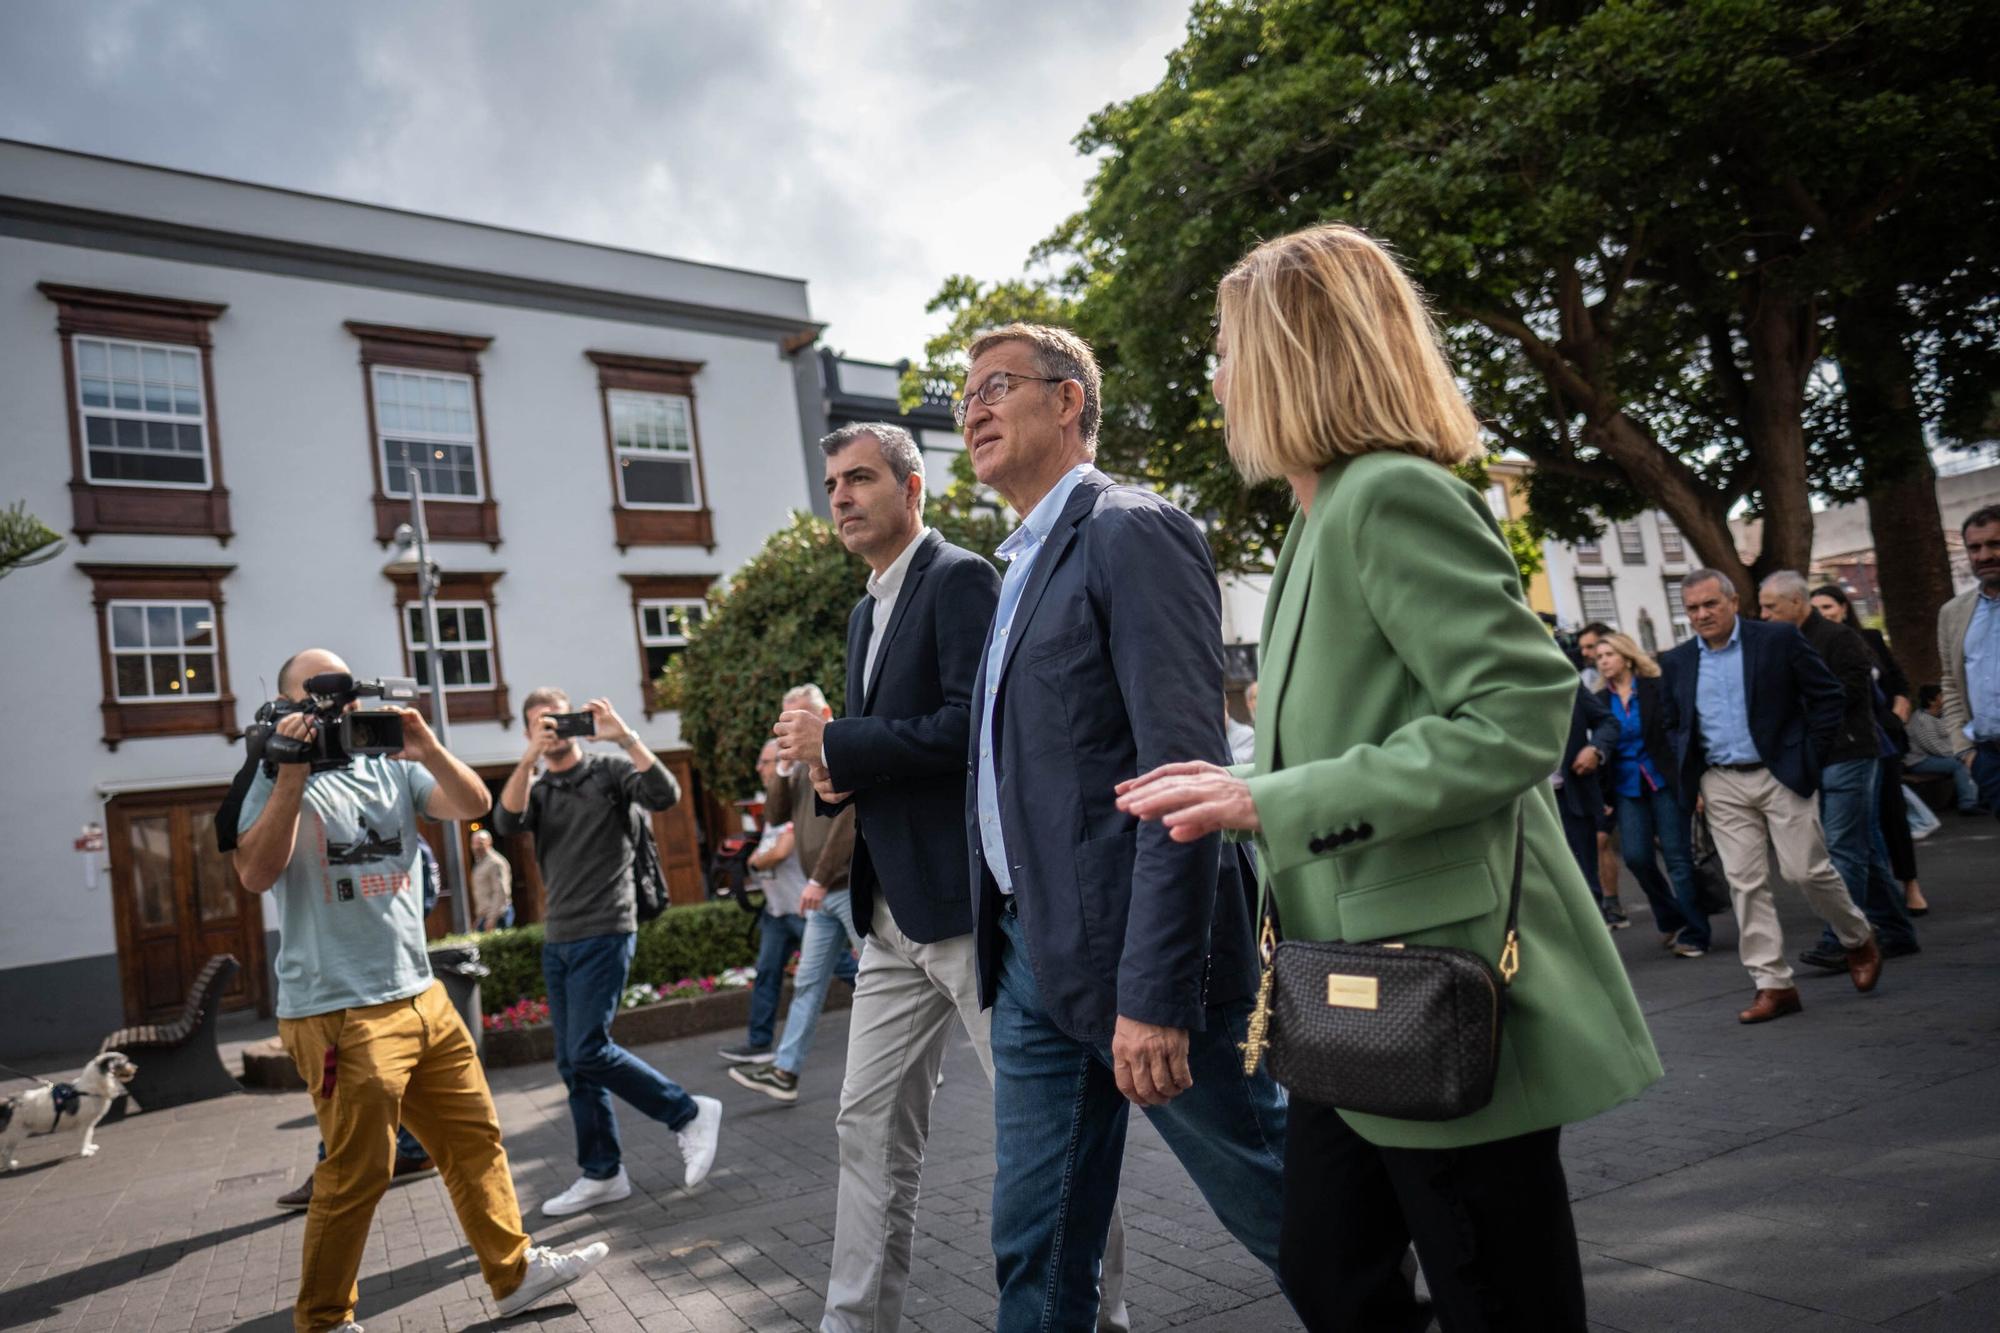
left=247, top=671, right=422, bottom=772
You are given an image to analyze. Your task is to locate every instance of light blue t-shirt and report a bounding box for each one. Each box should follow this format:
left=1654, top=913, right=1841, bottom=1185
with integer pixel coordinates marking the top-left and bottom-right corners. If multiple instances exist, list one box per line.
left=238, top=754, right=439, bottom=1019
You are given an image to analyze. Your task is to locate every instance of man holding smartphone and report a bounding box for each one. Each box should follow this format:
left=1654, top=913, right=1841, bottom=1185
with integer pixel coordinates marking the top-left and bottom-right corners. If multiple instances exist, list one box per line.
left=495, top=687, right=723, bottom=1217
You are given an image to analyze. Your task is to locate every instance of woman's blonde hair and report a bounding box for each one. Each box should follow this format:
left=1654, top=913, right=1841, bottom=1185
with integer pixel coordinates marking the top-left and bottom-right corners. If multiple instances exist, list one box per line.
left=1594, top=631, right=1660, bottom=679
left=1216, top=224, right=1481, bottom=481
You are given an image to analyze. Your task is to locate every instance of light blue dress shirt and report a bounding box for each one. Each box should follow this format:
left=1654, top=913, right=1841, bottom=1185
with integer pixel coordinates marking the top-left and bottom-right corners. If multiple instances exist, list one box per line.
left=977, top=463, right=1096, bottom=895
left=1966, top=592, right=2000, bottom=742
left=1695, top=617, right=1761, bottom=766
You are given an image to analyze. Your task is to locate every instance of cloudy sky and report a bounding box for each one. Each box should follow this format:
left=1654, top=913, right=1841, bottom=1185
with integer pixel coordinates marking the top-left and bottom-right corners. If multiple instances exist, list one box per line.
left=0, top=0, right=1190, bottom=362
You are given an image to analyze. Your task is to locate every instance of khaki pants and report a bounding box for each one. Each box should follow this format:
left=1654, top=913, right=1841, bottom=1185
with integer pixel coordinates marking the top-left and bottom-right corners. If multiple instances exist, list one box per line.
left=1700, top=767, right=1871, bottom=990
left=278, top=980, right=530, bottom=1333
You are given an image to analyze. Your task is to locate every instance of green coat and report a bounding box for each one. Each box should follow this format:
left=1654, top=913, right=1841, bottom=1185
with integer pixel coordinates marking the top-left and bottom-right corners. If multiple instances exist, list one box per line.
left=1243, top=452, right=1661, bottom=1150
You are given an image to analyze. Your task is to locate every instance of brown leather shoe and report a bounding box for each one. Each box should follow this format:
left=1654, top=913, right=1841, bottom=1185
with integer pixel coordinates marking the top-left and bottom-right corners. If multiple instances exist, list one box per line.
left=1738, top=988, right=1803, bottom=1024
left=1846, top=936, right=1883, bottom=993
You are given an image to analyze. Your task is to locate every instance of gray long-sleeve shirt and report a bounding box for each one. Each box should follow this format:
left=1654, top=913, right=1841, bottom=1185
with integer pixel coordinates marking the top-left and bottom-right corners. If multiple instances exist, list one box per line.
left=492, top=753, right=679, bottom=943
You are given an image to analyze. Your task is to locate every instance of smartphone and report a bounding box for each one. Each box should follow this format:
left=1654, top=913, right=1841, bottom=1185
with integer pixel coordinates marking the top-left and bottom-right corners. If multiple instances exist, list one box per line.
left=549, top=710, right=597, bottom=738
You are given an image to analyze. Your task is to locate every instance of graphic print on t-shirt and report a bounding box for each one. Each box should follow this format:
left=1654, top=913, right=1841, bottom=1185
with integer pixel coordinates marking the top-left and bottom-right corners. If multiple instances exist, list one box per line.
left=326, top=821, right=405, bottom=867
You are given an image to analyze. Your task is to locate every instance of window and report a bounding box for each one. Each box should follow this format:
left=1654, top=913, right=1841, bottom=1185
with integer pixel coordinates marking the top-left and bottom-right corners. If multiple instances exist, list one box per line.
left=80, top=564, right=238, bottom=748
left=1616, top=520, right=1646, bottom=565
left=110, top=601, right=221, bottom=701
left=1579, top=581, right=1619, bottom=628
left=622, top=574, right=717, bottom=714
left=609, top=391, right=701, bottom=507
left=386, top=569, right=510, bottom=724
left=41, top=284, right=232, bottom=541
left=347, top=322, right=499, bottom=548
left=1664, top=578, right=1692, bottom=643
left=1657, top=515, right=1686, bottom=564
left=1485, top=483, right=1510, bottom=522
left=1637, top=610, right=1659, bottom=656
left=1574, top=534, right=1604, bottom=566
left=588, top=351, right=715, bottom=550
left=374, top=369, right=482, bottom=499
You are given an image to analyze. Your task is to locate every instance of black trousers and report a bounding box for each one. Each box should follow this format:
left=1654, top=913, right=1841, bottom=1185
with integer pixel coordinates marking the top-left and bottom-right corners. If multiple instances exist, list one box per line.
left=1559, top=805, right=1603, bottom=899
left=1877, top=756, right=1919, bottom=883
left=1279, top=1097, right=1587, bottom=1333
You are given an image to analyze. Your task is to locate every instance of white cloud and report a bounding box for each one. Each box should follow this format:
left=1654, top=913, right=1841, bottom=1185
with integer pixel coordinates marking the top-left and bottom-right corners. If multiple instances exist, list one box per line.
left=0, top=0, right=1189, bottom=361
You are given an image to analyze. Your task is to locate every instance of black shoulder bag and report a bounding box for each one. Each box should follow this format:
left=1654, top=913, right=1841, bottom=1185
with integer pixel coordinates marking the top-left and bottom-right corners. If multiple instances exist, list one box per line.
left=1241, top=808, right=1524, bottom=1121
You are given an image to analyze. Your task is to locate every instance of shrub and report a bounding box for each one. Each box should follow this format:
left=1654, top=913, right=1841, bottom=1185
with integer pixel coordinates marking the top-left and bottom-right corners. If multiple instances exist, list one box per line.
left=441, top=899, right=762, bottom=1013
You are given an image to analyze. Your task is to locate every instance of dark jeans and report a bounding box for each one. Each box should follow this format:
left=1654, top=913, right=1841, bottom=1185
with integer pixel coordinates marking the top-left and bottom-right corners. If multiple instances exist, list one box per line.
left=545, top=932, right=698, bottom=1180
left=1974, top=741, right=2000, bottom=811
left=747, top=913, right=807, bottom=1050
left=990, top=908, right=1287, bottom=1331
left=318, top=1126, right=427, bottom=1163
left=1279, top=1096, right=1586, bottom=1332
left=1558, top=805, right=1603, bottom=902
left=1612, top=786, right=1703, bottom=947
left=1817, top=759, right=1917, bottom=954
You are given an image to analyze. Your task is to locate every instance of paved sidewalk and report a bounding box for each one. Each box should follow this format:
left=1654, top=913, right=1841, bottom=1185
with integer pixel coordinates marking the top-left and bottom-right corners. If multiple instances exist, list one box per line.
left=1, top=820, right=1993, bottom=1332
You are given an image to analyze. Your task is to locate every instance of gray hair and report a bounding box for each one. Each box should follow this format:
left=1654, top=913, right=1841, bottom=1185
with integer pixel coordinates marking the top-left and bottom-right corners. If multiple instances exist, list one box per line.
left=966, top=323, right=1103, bottom=452
left=784, top=682, right=829, bottom=712
left=821, top=423, right=924, bottom=487
left=1681, top=568, right=1740, bottom=602
left=1758, top=570, right=1810, bottom=605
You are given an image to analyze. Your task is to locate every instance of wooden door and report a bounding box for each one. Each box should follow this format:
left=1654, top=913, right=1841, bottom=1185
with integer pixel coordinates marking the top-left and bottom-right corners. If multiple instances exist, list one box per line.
left=106, top=790, right=270, bottom=1023
left=656, top=751, right=705, bottom=905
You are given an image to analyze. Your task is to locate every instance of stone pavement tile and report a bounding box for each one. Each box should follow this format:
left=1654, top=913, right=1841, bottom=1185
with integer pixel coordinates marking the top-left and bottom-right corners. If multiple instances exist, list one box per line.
left=1884, top=1271, right=2000, bottom=1332
left=1580, top=1252, right=1812, bottom=1331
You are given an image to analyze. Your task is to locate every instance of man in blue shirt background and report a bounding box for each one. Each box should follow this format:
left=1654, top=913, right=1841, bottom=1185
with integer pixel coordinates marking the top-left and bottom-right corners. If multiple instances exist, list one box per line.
left=1938, top=506, right=2000, bottom=815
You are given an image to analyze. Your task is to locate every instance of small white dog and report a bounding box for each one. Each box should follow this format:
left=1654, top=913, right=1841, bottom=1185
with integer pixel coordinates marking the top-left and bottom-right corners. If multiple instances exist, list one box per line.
left=0, top=1052, right=138, bottom=1171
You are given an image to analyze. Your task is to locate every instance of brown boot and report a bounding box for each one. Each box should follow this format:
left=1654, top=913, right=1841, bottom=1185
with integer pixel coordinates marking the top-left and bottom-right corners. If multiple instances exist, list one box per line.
left=1738, top=988, right=1803, bottom=1024
left=1846, top=935, right=1883, bottom=993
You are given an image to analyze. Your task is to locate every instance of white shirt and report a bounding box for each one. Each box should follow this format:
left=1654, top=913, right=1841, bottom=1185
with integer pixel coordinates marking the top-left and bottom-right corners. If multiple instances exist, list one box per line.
left=863, top=527, right=930, bottom=694
left=1226, top=716, right=1257, bottom=766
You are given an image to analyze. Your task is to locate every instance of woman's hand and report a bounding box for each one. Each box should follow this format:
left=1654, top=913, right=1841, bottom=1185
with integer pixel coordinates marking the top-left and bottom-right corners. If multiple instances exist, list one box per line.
left=1115, top=760, right=1261, bottom=842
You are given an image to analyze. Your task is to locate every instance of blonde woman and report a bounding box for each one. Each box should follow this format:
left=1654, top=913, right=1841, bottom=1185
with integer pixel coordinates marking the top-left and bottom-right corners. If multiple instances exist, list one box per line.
left=1591, top=632, right=1709, bottom=957
left=1118, top=224, right=1659, bottom=1331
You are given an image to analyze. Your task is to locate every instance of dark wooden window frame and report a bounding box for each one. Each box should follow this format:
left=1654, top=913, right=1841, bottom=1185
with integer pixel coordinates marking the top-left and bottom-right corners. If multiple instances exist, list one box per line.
left=621, top=573, right=716, bottom=715
left=347, top=321, right=501, bottom=549
left=80, top=563, right=239, bottom=749
left=386, top=568, right=511, bottom=725
left=588, top=351, right=716, bottom=552
left=41, top=283, right=233, bottom=543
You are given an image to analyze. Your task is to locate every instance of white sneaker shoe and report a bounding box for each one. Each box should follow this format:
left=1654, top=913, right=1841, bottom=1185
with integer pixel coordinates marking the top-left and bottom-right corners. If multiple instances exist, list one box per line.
left=332, top=1325, right=363, bottom=1332
left=539, top=1168, right=631, bottom=1217
left=494, top=1241, right=610, bottom=1317
left=677, top=1095, right=722, bottom=1188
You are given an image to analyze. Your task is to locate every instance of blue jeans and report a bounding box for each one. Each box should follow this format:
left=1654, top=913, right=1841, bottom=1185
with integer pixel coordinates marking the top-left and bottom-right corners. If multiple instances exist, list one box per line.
left=544, top=932, right=698, bottom=1180
left=1817, top=759, right=1917, bottom=954
left=774, top=889, right=860, bottom=1074
left=1976, top=742, right=2000, bottom=810
left=1613, top=786, right=1704, bottom=948
left=1905, top=754, right=1985, bottom=811
left=318, top=1126, right=426, bottom=1163
left=747, top=913, right=808, bottom=1049
left=990, top=908, right=1286, bottom=1331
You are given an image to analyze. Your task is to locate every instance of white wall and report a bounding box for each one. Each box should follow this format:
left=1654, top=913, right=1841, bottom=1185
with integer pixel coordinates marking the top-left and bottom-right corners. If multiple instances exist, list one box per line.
left=0, top=237, right=816, bottom=972
left=1542, top=512, right=1694, bottom=655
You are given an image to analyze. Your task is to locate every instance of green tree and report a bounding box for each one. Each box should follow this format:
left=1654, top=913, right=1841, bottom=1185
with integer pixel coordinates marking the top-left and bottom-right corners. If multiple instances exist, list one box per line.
left=663, top=508, right=1011, bottom=799
left=0, top=502, right=63, bottom=579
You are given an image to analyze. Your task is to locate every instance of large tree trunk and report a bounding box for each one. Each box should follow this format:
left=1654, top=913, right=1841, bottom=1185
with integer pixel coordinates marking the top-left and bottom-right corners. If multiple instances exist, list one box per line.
left=1836, top=288, right=1954, bottom=686
left=1742, top=291, right=1819, bottom=581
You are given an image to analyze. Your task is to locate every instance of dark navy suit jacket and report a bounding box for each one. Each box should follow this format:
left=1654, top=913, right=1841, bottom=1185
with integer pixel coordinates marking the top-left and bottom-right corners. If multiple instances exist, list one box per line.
left=1556, top=684, right=1620, bottom=821
left=966, top=474, right=1257, bottom=1043
left=1658, top=616, right=1845, bottom=799
left=820, top=530, right=1000, bottom=945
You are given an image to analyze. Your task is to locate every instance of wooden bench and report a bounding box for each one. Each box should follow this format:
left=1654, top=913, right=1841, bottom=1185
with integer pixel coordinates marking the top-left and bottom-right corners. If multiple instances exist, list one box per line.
left=98, top=954, right=244, bottom=1118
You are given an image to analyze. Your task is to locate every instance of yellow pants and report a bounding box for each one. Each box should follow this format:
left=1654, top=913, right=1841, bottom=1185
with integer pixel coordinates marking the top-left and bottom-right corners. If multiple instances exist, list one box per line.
left=278, top=979, right=530, bottom=1333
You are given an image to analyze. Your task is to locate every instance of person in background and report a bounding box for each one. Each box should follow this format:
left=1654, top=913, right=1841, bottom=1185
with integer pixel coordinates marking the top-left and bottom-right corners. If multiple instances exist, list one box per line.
left=470, top=829, right=514, bottom=931
left=1575, top=621, right=1628, bottom=916
left=1936, top=505, right=2000, bottom=814
left=1226, top=691, right=1257, bottom=765
left=718, top=740, right=813, bottom=1065
left=1555, top=683, right=1623, bottom=927
left=1593, top=632, right=1709, bottom=957
left=1906, top=684, right=1988, bottom=815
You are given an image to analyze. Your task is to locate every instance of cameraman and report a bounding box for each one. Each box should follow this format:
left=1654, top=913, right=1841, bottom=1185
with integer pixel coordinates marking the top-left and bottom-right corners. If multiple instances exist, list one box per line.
left=235, top=649, right=605, bottom=1332
left=494, top=687, right=723, bottom=1218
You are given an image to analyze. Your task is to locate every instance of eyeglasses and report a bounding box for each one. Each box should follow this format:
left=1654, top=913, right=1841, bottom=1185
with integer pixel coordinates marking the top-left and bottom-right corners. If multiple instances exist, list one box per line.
left=952, top=372, right=1066, bottom=428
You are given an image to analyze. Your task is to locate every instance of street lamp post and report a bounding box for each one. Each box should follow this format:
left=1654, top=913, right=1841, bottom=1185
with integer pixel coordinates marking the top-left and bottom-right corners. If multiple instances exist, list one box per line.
left=391, top=468, right=471, bottom=936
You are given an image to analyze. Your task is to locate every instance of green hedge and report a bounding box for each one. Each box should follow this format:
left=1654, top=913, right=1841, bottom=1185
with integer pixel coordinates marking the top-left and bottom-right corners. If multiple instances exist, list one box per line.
left=439, top=899, right=761, bottom=1012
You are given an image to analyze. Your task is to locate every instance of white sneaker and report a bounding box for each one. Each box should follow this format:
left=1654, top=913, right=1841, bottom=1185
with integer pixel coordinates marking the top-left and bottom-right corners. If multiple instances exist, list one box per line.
left=678, top=1095, right=722, bottom=1187
left=494, top=1241, right=610, bottom=1317
left=332, top=1325, right=363, bottom=1332
left=539, top=1168, right=631, bottom=1217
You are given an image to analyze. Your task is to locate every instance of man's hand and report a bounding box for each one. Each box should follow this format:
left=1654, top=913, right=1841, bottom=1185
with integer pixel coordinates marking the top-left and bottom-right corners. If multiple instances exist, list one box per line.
left=1964, top=750, right=1979, bottom=771
left=521, top=713, right=557, bottom=766
left=809, top=763, right=851, bottom=805
left=1892, top=696, right=1914, bottom=724
left=800, top=879, right=826, bottom=914
left=390, top=706, right=437, bottom=763
left=1571, top=746, right=1602, bottom=776
left=1111, top=1016, right=1193, bottom=1107
left=774, top=708, right=828, bottom=767
left=1114, top=760, right=1259, bottom=842
left=587, top=697, right=634, bottom=746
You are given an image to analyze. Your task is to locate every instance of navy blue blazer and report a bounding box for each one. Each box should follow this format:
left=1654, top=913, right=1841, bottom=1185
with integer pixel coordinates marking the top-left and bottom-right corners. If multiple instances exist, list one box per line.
left=1657, top=616, right=1845, bottom=799
left=966, top=474, right=1257, bottom=1043
left=820, top=530, right=1000, bottom=945
left=1556, top=684, right=1620, bottom=821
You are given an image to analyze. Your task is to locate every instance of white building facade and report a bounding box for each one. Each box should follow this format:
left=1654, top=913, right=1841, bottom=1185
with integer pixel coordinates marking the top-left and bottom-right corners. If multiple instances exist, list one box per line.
left=0, top=142, right=826, bottom=1057
left=1542, top=509, right=1698, bottom=654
